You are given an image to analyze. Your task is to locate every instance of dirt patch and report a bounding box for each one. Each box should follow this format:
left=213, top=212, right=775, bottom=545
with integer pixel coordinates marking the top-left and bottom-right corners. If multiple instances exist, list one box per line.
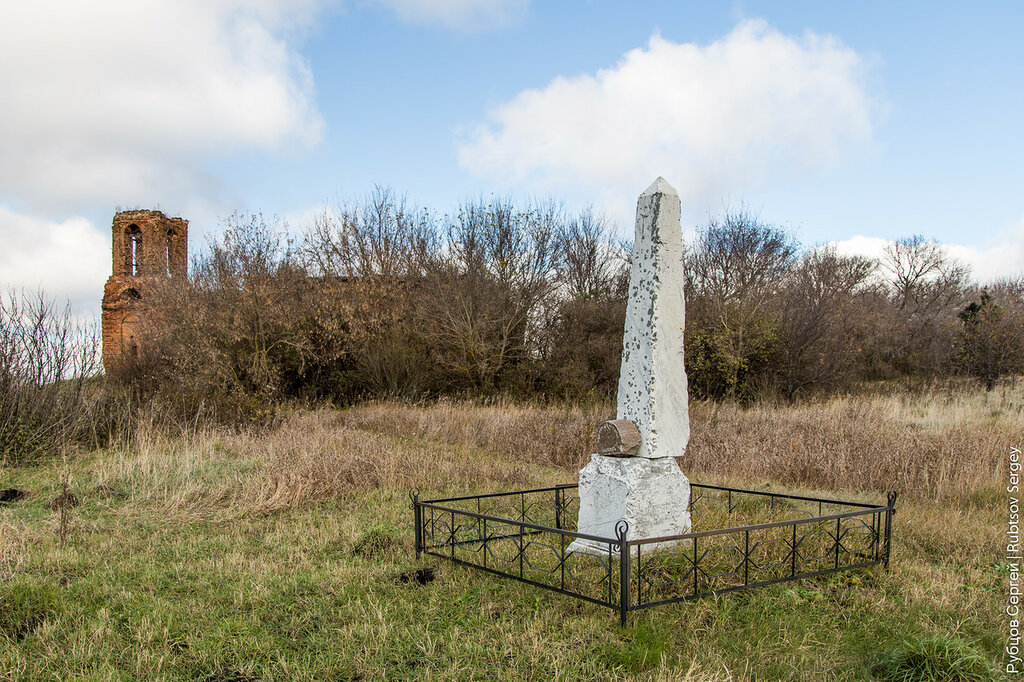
left=0, top=488, right=27, bottom=503
left=203, top=670, right=259, bottom=682
left=0, top=582, right=58, bottom=642
left=396, top=567, right=436, bottom=586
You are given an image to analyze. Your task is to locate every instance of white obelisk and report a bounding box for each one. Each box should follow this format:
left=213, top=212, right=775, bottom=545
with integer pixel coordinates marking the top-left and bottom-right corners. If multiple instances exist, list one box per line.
left=569, top=178, right=691, bottom=554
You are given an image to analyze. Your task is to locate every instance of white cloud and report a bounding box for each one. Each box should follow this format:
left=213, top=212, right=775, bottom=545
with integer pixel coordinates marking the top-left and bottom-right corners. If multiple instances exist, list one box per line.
left=371, top=0, right=526, bottom=30
left=0, top=207, right=108, bottom=312
left=0, top=0, right=325, bottom=213
left=830, top=218, right=1024, bottom=284
left=830, top=235, right=891, bottom=262
left=459, top=20, right=875, bottom=226
left=944, top=219, right=1024, bottom=283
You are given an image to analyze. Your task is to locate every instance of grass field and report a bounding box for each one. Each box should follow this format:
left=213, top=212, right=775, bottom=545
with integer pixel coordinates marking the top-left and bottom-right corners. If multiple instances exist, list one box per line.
left=0, top=384, right=1018, bottom=680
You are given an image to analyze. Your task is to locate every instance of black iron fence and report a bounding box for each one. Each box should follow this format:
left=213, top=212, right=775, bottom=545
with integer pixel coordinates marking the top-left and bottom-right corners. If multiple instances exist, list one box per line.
left=411, top=483, right=896, bottom=625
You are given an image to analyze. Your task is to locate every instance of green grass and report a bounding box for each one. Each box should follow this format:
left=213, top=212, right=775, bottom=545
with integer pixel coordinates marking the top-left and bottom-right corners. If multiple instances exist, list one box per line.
left=0, top=408, right=1008, bottom=681
left=872, top=635, right=995, bottom=682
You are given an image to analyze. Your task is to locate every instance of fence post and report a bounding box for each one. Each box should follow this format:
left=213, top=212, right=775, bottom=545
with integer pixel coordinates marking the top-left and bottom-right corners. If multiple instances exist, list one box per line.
left=410, top=491, right=421, bottom=560
left=617, top=520, right=630, bottom=627
left=744, top=529, right=750, bottom=586
left=791, top=523, right=797, bottom=577
left=555, top=486, right=562, bottom=530
left=884, top=490, right=898, bottom=569
left=834, top=517, right=841, bottom=569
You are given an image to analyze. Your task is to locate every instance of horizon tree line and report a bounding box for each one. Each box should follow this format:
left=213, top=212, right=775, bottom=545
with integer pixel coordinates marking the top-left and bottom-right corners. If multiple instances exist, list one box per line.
left=113, top=187, right=1024, bottom=423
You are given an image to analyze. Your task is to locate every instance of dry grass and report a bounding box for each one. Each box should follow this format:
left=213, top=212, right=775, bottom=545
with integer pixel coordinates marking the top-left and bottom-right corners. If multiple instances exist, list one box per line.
left=0, top=520, right=28, bottom=579
left=685, top=389, right=1020, bottom=502
left=92, top=410, right=542, bottom=518
left=84, top=382, right=1020, bottom=521
left=342, top=385, right=1022, bottom=502
left=244, top=411, right=536, bottom=513
left=337, top=398, right=606, bottom=470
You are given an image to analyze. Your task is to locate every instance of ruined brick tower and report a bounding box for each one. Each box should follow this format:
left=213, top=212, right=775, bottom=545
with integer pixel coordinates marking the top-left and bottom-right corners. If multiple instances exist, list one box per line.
left=101, top=210, right=188, bottom=373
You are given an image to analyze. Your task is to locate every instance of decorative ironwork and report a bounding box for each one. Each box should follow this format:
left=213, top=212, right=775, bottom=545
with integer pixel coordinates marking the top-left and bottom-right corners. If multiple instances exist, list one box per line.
left=412, top=483, right=896, bottom=626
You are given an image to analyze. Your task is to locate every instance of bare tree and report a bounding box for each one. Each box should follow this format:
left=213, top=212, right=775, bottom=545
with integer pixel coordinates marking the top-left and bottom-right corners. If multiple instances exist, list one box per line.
left=0, top=290, right=99, bottom=462
left=879, top=235, right=970, bottom=375
left=883, top=235, right=969, bottom=313
left=422, top=199, right=563, bottom=391
left=556, top=209, right=621, bottom=301
left=303, top=186, right=431, bottom=279
left=687, top=209, right=799, bottom=321
left=776, top=247, right=876, bottom=398
left=685, top=209, right=799, bottom=399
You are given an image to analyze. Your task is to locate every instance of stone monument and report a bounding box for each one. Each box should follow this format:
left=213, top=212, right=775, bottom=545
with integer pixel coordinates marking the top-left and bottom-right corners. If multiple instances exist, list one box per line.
left=569, top=178, right=691, bottom=554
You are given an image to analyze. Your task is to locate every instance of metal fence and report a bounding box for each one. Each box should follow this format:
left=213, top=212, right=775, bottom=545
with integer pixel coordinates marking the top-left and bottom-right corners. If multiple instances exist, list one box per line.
left=411, top=483, right=896, bottom=625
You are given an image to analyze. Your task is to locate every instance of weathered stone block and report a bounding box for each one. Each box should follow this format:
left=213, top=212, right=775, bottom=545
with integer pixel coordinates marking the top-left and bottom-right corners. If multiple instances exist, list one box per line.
left=569, top=454, right=691, bottom=555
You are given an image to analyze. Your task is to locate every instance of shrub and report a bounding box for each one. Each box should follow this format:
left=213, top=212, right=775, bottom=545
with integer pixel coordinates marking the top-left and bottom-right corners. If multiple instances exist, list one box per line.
left=0, top=291, right=101, bottom=463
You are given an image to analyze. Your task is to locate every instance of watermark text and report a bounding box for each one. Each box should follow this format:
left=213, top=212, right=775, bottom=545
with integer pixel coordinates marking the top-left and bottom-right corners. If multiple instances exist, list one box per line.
left=1007, top=444, right=1022, bottom=674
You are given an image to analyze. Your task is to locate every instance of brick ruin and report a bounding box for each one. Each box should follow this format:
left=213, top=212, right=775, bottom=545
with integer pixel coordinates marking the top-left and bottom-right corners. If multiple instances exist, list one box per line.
left=101, top=210, right=188, bottom=373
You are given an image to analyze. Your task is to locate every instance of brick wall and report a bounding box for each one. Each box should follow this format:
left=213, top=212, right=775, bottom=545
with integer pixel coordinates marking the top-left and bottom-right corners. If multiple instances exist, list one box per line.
left=101, top=210, right=188, bottom=373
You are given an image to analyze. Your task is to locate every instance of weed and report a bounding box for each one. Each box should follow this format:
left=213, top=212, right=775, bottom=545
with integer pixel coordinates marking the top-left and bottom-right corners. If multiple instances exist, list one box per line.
left=51, top=471, right=76, bottom=545
left=872, top=634, right=996, bottom=681
left=202, top=668, right=258, bottom=682
left=351, top=525, right=399, bottom=560
left=603, top=622, right=669, bottom=673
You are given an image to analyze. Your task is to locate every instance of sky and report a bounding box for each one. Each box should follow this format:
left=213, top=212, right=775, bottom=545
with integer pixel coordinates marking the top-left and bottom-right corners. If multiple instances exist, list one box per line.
left=2, top=1, right=1023, bottom=314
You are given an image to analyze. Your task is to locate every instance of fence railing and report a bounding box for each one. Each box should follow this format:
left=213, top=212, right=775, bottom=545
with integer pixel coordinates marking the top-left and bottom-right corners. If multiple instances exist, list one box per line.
left=412, top=483, right=896, bottom=625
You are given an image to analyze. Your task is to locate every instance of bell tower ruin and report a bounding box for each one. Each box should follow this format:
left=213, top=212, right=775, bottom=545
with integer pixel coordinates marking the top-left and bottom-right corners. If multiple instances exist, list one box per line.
left=101, top=209, right=188, bottom=373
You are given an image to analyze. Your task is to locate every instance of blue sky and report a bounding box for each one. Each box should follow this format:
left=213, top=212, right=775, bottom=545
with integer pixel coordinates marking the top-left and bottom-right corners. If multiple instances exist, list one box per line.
left=1, top=1, right=1022, bottom=312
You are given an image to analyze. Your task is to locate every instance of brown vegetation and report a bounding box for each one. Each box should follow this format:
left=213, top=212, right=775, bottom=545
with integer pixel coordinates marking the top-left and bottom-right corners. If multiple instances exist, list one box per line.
left=83, top=381, right=1016, bottom=524
left=107, top=191, right=1023, bottom=432
left=337, top=384, right=1019, bottom=503
left=0, top=291, right=101, bottom=463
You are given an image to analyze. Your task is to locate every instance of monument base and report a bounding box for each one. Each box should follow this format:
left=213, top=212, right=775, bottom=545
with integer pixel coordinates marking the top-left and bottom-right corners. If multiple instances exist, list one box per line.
left=568, top=454, right=691, bottom=556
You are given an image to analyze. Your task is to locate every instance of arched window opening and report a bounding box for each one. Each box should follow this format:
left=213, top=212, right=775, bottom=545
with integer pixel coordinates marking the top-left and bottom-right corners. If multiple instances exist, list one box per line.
left=165, top=229, right=175, bottom=277
left=126, top=225, right=142, bottom=276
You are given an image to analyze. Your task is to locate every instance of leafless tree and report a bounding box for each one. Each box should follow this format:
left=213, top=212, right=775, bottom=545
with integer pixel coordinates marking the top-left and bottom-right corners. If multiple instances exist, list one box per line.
left=687, top=209, right=799, bottom=322
left=883, top=235, right=969, bottom=313
left=421, top=199, right=563, bottom=390
left=303, top=186, right=432, bottom=279
left=685, top=209, right=799, bottom=399
left=776, top=247, right=876, bottom=398
left=556, top=209, right=621, bottom=301
left=878, top=235, right=970, bottom=375
left=0, top=290, right=99, bottom=462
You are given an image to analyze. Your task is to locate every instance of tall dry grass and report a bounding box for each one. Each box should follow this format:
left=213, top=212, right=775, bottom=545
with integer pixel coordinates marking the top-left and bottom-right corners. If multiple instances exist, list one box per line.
left=94, top=410, right=537, bottom=517
left=336, top=398, right=606, bottom=469
left=86, top=383, right=1020, bottom=523
left=684, top=390, right=1019, bottom=501
left=341, top=385, right=1022, bottom=502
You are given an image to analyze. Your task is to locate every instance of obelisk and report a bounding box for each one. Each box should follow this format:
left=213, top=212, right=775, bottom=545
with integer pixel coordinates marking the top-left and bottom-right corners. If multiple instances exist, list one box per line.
left=569, top=178, right=691, bottom=554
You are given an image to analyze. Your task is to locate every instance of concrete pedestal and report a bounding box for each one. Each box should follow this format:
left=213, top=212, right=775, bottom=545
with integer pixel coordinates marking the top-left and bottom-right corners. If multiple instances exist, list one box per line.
left=568, top=454, right=691, bottom=555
